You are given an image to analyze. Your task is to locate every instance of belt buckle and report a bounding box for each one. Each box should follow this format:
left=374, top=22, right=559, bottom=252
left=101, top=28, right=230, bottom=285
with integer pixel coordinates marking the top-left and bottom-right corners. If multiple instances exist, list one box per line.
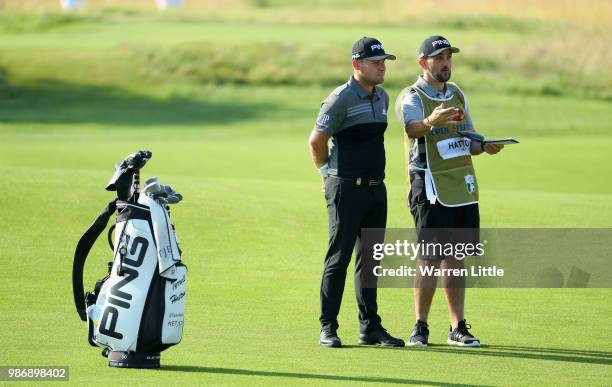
left=356, top=178, right=362, bottom=186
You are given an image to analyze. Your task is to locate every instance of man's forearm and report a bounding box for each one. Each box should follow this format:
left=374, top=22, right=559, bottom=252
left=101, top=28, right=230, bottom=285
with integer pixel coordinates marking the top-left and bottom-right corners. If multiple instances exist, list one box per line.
left=308, top=130, right=330, bottom=168
left=405, top=119, right=432, bottom=139
left=310, top=145, right=329, bottom=168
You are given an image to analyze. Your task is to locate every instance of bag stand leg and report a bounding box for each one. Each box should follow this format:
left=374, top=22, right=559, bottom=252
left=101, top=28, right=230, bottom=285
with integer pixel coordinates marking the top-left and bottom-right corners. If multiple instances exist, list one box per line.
left=107, top=351, right=160, bottom=368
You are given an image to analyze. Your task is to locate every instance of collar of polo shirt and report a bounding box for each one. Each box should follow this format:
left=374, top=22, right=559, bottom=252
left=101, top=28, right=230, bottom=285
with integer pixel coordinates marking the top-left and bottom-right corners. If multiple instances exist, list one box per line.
left=416, top=75, right=450, bottom=99
left=348, top=76, right=381, bottom=99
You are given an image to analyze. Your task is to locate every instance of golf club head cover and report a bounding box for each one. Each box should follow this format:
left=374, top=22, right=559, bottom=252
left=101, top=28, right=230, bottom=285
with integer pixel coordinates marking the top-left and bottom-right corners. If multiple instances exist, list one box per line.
left=106, top=150, right=153, bottom=200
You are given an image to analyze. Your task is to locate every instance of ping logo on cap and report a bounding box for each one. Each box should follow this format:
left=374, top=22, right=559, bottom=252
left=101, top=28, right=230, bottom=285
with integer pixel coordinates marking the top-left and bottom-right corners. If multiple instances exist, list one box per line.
left=419, top=35, right=460, bottom=58
left=432, top=39, right=450, bottom=47
left=351, top=36, right=396, bottom=60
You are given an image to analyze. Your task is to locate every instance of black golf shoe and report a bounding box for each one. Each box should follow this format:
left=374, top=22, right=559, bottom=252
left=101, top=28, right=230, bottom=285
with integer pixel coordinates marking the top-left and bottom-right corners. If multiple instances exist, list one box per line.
left=447, top=319, right=480, bottom=347
left=320, top=328, right=342, bottom=348
left=407, top=320, right=429, bottom=347
left=359, top=327, right=405, bottom=347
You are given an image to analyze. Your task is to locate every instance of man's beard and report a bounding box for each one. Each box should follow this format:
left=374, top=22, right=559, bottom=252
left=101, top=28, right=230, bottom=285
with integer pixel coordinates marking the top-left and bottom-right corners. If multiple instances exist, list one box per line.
left=433, top=69, right=451, bottom=83
left=366, top=73, right=384, bottom=85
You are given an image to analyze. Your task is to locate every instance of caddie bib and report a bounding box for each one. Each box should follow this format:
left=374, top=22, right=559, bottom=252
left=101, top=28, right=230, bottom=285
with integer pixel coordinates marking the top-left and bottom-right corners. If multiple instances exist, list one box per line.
left=413, top=82, right=478, bottom=206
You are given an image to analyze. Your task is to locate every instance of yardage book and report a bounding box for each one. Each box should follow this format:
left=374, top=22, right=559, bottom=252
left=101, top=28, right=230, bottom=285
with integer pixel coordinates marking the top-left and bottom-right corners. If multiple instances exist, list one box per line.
left=457, top=130, right=519, bottom=145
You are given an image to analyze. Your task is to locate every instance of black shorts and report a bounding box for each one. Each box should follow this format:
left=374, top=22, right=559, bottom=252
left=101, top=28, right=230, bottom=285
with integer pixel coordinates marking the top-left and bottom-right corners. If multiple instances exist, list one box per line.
left=409, top=173, right=480, bottom=259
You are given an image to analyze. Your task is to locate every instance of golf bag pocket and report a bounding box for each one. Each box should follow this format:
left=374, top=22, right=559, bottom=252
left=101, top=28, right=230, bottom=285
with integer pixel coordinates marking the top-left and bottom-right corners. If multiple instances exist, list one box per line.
left=162, top=263, right=187, bottom=344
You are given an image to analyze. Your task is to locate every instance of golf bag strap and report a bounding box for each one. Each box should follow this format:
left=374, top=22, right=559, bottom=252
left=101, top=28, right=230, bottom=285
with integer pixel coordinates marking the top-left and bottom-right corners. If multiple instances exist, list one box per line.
left=72, top=199, right=118, bottom=322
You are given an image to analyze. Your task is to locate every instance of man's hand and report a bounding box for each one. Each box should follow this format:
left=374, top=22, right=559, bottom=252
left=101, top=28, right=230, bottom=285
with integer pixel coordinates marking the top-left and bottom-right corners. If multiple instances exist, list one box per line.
left=483, top=143, right=504, bottom=155
left=425, top=103, right=461, bottom=127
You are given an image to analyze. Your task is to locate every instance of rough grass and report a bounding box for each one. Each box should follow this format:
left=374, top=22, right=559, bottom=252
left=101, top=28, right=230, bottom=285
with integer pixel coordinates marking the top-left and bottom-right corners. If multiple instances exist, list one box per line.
left=0, top=10, right=87, bottom=32
left=132, top=39, right=612, bottom=100
left=3, top=0, right=611, bottom=27
left=1, top=6, right=609, bottom=101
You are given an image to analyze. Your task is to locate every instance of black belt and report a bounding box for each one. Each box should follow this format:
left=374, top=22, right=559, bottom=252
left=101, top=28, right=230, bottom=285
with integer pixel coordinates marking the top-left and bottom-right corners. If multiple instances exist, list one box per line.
left=330, top=175, right=384, bottom=186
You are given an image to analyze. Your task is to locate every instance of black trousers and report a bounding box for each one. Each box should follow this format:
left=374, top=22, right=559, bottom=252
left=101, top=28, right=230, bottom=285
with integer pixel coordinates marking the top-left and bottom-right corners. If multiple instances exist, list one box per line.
left=319, top=176, right=386, bottom=333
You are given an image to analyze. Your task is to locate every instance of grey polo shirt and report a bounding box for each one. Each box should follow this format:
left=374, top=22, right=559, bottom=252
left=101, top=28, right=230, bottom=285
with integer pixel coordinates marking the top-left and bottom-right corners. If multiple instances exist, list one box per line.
left=314, top=76, right=389, bottom=178
left=402, top=75, right=474, bottom=170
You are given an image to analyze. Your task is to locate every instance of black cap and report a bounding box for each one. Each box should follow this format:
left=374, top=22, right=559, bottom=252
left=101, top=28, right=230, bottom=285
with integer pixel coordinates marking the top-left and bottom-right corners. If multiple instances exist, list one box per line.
left=419, top=35, right=460, bottom=58
left=352, top=37, right=396, bottom=61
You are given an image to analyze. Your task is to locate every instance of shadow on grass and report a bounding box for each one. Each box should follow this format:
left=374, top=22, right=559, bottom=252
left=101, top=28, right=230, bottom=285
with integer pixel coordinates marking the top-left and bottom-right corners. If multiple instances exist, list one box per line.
left=0, top=78, right=273, bottom=126
left=485, top=344, right=612, bottom=358
left=340, top=344, right=406, bottom=350
left=159, top=365, right=486, bottom=386
left=423, top=344, right=612, bottom=366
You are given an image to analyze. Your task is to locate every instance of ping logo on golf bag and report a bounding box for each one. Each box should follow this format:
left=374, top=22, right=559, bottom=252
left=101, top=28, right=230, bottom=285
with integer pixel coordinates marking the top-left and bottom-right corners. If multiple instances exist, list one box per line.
left=99, top=236, right=149, bottom=340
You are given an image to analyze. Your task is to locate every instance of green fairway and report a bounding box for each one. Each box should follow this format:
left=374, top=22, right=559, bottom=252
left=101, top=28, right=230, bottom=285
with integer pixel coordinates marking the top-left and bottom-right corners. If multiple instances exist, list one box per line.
left=1, top=3, right=611, bottom=386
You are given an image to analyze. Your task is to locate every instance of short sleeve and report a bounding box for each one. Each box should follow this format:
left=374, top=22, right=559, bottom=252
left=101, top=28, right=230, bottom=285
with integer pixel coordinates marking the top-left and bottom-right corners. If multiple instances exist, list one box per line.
left=402, top=91, right=424, bottom=126
left=314, top=93, right=346, bottom=136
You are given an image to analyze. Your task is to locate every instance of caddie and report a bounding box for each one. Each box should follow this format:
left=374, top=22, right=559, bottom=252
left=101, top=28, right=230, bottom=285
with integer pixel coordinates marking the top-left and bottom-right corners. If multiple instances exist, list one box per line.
left=399, top=35, right=504, bottom=347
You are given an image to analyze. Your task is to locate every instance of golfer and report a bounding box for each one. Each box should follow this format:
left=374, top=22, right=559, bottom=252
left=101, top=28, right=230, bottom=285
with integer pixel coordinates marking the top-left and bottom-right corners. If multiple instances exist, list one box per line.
left=308, top=36, right=404, bottom=348
left=399, top=36, right=503, bottom=347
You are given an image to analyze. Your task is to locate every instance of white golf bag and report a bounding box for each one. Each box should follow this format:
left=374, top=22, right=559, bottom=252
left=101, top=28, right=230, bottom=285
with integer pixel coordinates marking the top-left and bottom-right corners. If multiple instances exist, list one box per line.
left=72, top=151, right=187, bottom=368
